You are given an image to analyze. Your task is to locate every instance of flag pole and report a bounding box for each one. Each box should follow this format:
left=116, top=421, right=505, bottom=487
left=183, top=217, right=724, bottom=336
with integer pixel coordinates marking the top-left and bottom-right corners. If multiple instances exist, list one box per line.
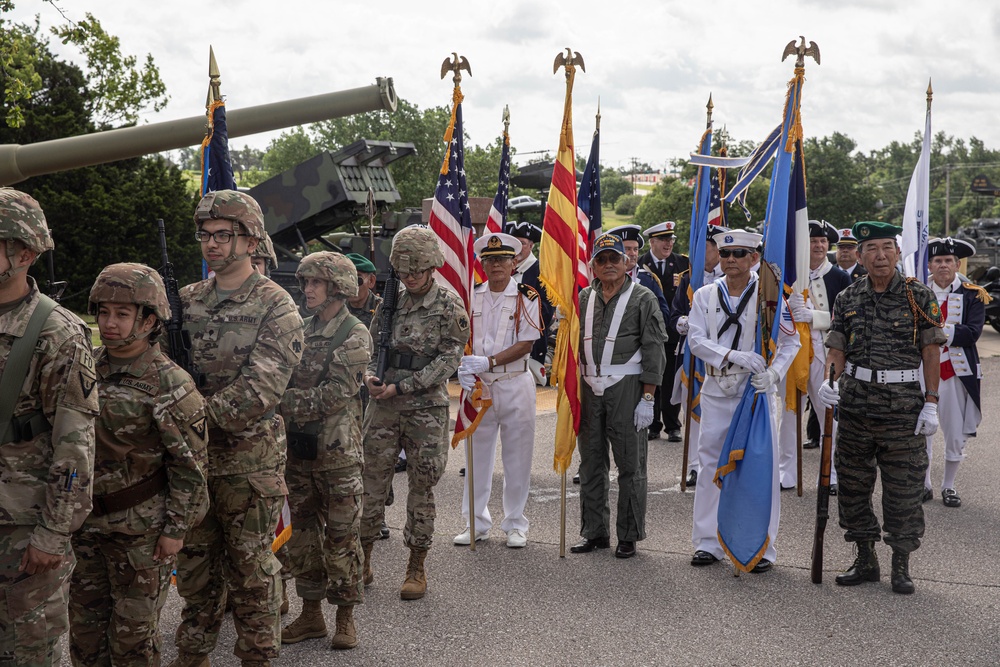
left=796, top=388, right=803, bottom=497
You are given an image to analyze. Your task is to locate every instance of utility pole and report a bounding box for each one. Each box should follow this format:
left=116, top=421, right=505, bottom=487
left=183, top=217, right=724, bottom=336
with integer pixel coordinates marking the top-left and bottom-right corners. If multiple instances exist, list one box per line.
left=630, top=156, right=639, bottom=195
left=945, top=164, right=951, bottom=236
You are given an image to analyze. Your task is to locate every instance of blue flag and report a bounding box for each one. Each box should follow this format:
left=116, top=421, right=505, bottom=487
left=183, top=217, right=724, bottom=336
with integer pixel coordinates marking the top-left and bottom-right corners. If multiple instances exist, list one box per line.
left=578, top=127, right=602, bottom=253
left=201, top=100, right=236, bottom=195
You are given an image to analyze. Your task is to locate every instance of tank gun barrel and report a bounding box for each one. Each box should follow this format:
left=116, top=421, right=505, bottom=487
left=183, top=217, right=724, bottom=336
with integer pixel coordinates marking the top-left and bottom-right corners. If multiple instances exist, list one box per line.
left=0, top=77, right=397, bottom=185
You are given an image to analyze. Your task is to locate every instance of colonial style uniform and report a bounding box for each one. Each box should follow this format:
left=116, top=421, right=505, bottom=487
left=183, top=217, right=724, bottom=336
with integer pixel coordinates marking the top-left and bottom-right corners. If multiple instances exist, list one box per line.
left=923, top=238, right=987, bottom=508
left=0, top=190, right=98, bottom=667
left=508, top=221, right=553, bottom=374
left=455, top=233, right=541, bottom=547
left=826, top=221, right=945, bottom=593
left=70, top=264, right=208, bottom=667
left=779, top=220, right=852, bottom=490
left=174, top=190, right=305, bottom=665
left=574, top=234, right=666, bottom=556
left=638, top=221, right=689, bottom=441
left=687, top=231, right=801, bottom=567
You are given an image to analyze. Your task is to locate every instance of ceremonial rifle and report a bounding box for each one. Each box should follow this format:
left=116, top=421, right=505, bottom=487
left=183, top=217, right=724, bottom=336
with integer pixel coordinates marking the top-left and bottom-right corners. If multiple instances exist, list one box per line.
left=372, top=268, right=400, bottom=385
left=810, top=364, right=836, bottom=584
left=157, top=219, right=198, bottom=383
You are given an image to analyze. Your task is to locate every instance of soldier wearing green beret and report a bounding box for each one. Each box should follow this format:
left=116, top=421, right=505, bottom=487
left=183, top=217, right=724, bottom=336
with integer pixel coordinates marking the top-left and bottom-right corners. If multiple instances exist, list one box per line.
left=817, top=221, right=946, bottom=595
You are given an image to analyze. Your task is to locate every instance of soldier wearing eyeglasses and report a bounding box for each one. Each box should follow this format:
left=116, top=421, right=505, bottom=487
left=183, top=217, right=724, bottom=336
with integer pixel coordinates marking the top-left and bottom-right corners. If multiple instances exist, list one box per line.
left=571, top=233, right=666, bottom=560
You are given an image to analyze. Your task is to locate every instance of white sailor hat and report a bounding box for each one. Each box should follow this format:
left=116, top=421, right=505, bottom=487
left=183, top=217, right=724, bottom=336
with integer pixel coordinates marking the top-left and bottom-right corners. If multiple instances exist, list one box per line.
left=474, top=232, right=520, bottom=258
left=607, top=224, right=645, bottom=249
left=928, top=237, right=976, bottom=260
left=642, top=221, right=678, bottom=239
left=716, top=229, right=763, bottom=250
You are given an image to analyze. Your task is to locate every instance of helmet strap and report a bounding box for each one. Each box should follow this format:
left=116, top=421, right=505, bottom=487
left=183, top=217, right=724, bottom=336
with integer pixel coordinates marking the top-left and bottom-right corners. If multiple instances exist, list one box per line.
left=0, top=242, right=28, bottom=285
left=101, top=313, right=153, bottom=349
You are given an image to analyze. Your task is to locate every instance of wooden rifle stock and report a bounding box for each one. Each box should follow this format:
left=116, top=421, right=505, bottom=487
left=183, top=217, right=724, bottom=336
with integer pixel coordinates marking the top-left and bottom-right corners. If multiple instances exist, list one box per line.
left=810, top=364, right=836, bottom=584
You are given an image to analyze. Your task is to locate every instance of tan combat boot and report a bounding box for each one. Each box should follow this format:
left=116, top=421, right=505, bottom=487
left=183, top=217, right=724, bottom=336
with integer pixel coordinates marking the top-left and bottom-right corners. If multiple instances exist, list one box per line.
left=280, top=580, right=289, bottom=615
left=280, top=598, right=327, bottom=644
left=166, top=653, right=210, bottom=667
left=330, top=605, right=358, bottom=650
left=399, top=547, right=428, bottom=600
left=362, top=541, right=374, bottom=586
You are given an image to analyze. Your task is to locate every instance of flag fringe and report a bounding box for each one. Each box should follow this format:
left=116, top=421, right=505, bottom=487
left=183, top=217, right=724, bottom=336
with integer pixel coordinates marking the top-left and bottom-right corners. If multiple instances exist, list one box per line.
left=439, top=86, right=465, bottom=175
left=718, top=530, right=771, bottom=574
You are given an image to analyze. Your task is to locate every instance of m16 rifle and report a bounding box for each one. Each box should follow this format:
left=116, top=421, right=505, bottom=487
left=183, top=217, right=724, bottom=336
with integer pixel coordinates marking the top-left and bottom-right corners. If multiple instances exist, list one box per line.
left=372, top=269, right=400, bottom=385
left=157, top=219, right=198, bottom=383
left=811, top=364, right=836, bottom=584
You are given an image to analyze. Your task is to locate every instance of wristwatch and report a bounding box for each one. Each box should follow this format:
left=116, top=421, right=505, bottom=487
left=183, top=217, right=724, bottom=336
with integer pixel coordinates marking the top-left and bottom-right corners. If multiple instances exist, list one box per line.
left=642, top=392, right=654, bottom=402
left=925, top=389, right=940, bottom=400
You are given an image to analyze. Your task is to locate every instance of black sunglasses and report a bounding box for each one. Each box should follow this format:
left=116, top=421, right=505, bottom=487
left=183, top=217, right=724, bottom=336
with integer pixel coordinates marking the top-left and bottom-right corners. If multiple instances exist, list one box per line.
left=594, top=253, right=623, bottom=265
left=719, top=248, right=753, bottom=259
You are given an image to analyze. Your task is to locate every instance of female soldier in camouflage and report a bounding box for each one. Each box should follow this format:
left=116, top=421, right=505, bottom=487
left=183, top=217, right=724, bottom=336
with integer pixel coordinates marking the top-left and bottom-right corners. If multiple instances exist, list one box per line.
left=69, top=263, right=209, bottom=666
left=279, top=252, right=371, bottom=650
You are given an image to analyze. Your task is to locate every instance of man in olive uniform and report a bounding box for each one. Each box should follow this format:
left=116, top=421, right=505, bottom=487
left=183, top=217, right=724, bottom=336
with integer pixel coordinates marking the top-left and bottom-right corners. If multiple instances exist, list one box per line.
left=819, top=221, right=945, bottom=595
left=0, top=189, right=98, bottom=667
left=280, top=252, right=371, bottom=650
left=571, top=233, right=666, bottom=559
left=171, top=190, right=304, bottom=667
left=361, top=226, right=467, bottom=600
left=70, top=263, right=209, bottom=666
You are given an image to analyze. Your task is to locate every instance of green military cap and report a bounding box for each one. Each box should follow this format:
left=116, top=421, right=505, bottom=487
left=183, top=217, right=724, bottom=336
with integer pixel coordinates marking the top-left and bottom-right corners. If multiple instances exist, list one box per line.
left=852, top=220, right=902, bottom=243
left=346, top=252, right=377, bottom=274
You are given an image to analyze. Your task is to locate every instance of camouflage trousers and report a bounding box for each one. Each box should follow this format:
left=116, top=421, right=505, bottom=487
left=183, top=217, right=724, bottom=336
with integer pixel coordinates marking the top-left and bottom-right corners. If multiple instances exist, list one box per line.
left=69, top=530, right=171, bottom=666
left=174, top=472, right=286, bottom=661
left=284, top=461, right=364, bottom=605
left=578, top=376, right=648, bottom=543
left=360, top=404, right=448, bottom=549
left=836, top=408, right=928, bottom=554
left=0, top=526, right=73, bottom=666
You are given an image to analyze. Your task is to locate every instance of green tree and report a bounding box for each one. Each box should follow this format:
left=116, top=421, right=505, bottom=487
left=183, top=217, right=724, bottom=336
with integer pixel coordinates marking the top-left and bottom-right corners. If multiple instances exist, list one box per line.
left=261, top=126, right=318, bottom=175
left=601, top=175, right=631, bottom=207
left=803, top=132, right=878, bottom=225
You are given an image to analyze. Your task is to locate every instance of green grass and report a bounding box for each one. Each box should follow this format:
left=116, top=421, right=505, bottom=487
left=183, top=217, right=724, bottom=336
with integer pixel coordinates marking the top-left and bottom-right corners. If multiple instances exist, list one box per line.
left=79, top=313, right=101, bottom=349
left=601, top=208, right=636, bottom=230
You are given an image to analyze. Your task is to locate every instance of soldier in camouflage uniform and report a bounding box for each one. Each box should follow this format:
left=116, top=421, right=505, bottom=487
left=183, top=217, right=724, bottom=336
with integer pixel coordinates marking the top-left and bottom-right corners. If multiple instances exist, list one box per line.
left=278, top=252, right=371, bottom=650
left=250, top=232, right=279, bottom=278
left=69, top=264, right=209, bottom=667
left=820, top=221, right=946, bottom=595
left=0, top=189, right=98, bottom=666
left=361, top=226, right=467, bottom=600
left=171, top=190, right=304, bottom=667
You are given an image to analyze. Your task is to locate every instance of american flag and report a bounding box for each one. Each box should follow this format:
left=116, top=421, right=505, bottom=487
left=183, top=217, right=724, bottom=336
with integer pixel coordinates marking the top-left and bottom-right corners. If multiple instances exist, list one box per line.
left=706, top=154, right=728, bottom=229
left=429, top=97, right=475, bottom=312
left=576, top=127, right=602, bottom=290
left=473, top=132, right=511, bottom=283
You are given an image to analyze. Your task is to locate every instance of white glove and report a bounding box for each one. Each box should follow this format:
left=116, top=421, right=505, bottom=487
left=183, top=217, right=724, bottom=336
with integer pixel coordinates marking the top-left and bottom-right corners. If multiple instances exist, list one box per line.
left=675, top=316, right=689, bottom=335
left=915, top=402, right=939, bottom=436
left=817, top=382, right=840, bottom=408
left=457, top=369, right=476, bottom=391
left=633, top=398, right=655, bottom=431
left=750, top=367, right=780, bottom=393
left=788, top=293, right=807, bottom=310
left=460, top=355, right=490, bottom=374
left=728, top=350, right=767, bottom=374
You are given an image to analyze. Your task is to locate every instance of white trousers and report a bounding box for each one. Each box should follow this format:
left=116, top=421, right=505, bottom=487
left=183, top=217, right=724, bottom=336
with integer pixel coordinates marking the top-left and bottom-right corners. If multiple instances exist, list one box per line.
left=777, top=344, right=838, bottom=487
left=460, top=371, right=536, bottom=534
left=924, top=375, right=974, bottom=488
left=691, top=389, right=781, bottom=562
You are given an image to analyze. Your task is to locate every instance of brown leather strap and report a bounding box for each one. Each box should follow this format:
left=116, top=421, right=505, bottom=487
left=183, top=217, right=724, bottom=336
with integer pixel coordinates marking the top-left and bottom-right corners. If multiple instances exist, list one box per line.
left=91, top=466, right=169, bottom=517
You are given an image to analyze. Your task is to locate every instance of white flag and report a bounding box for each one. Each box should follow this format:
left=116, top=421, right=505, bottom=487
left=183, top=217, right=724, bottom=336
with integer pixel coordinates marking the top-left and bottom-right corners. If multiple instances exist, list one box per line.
left=902, top=97, right=931, bottom=283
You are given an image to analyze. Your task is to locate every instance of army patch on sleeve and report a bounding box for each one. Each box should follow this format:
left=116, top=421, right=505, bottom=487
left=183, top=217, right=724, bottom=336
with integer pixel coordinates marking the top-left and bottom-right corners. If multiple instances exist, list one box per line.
left=190, top=415, right=208, bottom=440
left=458, top=315, right=470, bottom=332
left=929, top=301, right=941, bottom=319
left=78, top=348, right=97, bottom=399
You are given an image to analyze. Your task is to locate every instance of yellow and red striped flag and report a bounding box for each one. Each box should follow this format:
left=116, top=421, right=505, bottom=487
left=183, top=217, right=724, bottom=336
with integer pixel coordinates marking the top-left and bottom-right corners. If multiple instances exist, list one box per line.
left=540, top=58, right=584, bottom=475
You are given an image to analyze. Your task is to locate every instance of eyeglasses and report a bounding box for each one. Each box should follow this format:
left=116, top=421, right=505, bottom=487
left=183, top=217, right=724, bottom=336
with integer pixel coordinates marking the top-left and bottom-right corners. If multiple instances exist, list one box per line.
left=195, top=230, right=247, bottom=244
left=719, top=248, right=752, bottom=259
left=397, top=269, right=430, bottom=280
left=482, top=256, right=513, bottom=265
left=593, top=253, right=623, bottom=266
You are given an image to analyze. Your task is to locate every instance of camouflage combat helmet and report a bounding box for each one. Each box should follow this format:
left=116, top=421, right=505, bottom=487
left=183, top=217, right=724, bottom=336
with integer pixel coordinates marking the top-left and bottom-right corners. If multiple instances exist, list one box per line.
left=0, top=188, right=54, bottom=255
left=390, top=225, right=443, bottom=273
left=296, top=251, right=359, bottom=299
left=89, top=263, right=171, bottom=321
left=194, top=189, right=266, bottom=239
left=252, top=231, right=279, bottom=268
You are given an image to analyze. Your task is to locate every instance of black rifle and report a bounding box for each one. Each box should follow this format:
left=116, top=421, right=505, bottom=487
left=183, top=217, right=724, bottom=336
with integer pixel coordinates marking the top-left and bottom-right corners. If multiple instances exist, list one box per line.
left=373, top=269, right=399, bottom=385
left=811, top=364, right=836, bottom=584
left=157, top=219, right=197, bottom=382
left=44, top=252, right=66, bottom=302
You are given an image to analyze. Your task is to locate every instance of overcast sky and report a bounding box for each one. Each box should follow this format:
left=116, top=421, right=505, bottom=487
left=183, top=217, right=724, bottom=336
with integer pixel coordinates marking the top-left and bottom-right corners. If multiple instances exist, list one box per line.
left=12, top=0, right=1000, bottom=173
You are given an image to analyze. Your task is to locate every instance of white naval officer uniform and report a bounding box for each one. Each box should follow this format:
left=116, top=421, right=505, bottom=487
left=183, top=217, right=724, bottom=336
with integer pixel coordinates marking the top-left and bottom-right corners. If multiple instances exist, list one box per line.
left=687, top=274, right=801, bottom=561
left=460, top=279, right=542, bottom=535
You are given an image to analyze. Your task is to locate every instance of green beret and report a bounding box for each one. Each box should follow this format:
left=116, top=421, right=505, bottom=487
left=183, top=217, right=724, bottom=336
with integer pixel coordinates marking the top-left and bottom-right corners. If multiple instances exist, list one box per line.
left=346, top=252, right=377, bottom=274
left=852, top=221, right=902, bottom=243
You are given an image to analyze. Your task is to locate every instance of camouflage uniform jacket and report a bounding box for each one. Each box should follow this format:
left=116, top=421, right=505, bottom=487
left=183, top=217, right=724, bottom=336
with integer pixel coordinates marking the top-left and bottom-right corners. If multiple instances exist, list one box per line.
left=827, top=270, right=946, bottom=415
left=83, top=341, right=209, bottom=539
left=280, top=307, right=372, bottom=471
left=180, top=271, right=304, bottom=475
left=0, top=278, right=98, bottom=554
left=367, top=281, right=468, bottom=410
left=348, top=290, right=382, bottom=330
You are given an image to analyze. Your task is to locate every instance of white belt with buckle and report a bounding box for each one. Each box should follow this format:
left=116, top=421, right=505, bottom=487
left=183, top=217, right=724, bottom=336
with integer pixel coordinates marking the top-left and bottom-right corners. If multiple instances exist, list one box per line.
left=844, top=362, right=919, bottom=384
left=581, top=362, right=643, bottom=378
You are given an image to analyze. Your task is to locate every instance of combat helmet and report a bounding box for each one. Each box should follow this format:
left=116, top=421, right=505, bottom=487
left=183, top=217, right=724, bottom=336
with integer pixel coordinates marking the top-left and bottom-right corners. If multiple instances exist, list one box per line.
left=0, top=188, right=53, bottom=283
left=252, top=232, right=279, bottom=275
left=194, top=189, right=265, bottom=271
left=297, top=251, right=358, bottom=313
left=390, top=225, right=443, bottom=274
left=89, top=263, right=170, bottom=348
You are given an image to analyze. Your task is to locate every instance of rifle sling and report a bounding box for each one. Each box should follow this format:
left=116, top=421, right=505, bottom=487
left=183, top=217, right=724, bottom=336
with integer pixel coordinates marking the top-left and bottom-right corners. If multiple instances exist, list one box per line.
left=0, top=294, right=57, bottom=444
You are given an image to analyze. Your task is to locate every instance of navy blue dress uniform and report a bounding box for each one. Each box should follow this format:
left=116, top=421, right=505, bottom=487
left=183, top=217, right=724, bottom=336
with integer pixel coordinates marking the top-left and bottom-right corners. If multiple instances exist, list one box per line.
left=507, top=222, right=553, bottom=372
left=638, top=221, right=689, bottom=440
left=836, top=228, right=867, bottom=282
left=923, top=237, right=987, bottom=508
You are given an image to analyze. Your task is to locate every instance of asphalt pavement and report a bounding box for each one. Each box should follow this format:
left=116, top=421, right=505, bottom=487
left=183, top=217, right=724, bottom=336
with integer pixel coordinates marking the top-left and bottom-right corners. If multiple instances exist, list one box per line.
left=60, top=332, right=1000, bottom=666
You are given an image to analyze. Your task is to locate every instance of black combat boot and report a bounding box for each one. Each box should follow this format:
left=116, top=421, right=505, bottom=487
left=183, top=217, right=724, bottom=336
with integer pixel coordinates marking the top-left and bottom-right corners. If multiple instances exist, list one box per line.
left=891, top=551, right=915, bottom=594
left=835, top=541, right=880, bottom=586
